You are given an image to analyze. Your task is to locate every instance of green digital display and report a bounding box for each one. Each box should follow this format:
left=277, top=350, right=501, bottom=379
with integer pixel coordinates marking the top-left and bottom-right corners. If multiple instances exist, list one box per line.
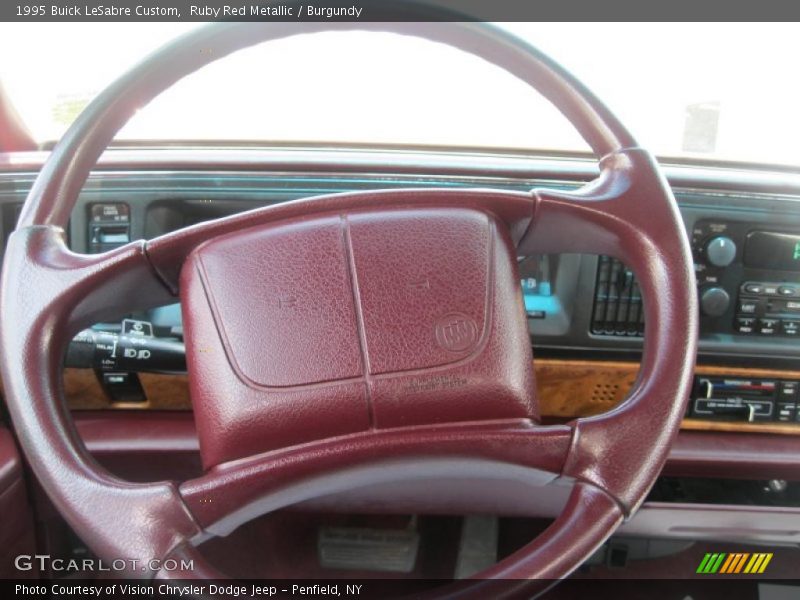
left=745, top=231, right=800, bottom=272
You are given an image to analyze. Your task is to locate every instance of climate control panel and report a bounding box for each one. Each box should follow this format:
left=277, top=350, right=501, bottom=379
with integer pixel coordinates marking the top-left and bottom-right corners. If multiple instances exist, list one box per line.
left=689, top=376, right=799, bottom=423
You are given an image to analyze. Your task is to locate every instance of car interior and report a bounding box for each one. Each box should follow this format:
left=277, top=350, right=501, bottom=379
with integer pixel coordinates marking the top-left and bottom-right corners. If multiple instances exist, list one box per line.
left=0, top=17, right=799, bottom=599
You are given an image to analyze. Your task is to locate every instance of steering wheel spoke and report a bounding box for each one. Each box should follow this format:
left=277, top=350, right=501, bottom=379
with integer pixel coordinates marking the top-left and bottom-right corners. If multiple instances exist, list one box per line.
left=521, top=148, right=698, bottom=512
left=0, top=227, right=197, bottom=576
left=179, top=420, right=574, bottom=536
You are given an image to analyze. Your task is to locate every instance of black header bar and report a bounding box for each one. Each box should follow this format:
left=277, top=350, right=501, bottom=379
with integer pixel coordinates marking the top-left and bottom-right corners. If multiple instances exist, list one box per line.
left=3, top=0, right=800, bottom=22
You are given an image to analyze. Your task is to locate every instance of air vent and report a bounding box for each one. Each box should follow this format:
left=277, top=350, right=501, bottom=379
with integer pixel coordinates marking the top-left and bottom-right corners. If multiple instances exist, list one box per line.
left=591, top=256, right=644, bottom=337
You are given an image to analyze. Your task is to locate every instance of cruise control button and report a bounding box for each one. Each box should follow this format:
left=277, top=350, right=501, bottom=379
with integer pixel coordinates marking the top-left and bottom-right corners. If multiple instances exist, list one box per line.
left=758, top=318, right=779, bottom=335
left=783, top=320, right=800, bottom=335
left=736, top=317, right=756, bottom=334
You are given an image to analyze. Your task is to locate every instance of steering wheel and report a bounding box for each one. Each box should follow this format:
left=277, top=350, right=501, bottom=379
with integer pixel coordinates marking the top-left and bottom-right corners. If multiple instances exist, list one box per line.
left=0, top=18, right=697, bottom=598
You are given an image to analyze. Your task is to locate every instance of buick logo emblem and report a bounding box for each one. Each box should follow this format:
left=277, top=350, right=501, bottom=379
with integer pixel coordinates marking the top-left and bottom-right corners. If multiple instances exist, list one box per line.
left=435, top=313, right=478, bottom=352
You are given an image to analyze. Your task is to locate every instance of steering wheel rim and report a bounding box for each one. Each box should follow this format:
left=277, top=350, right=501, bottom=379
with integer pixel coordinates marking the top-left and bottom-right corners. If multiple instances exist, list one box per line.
left=0, top=17, right=697, bottom=597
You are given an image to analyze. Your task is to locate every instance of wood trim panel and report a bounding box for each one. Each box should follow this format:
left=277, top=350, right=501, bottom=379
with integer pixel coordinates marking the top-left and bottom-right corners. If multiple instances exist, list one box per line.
left=64, top=360, right=800, bottom=435
left=64, top=369, right=191, bottom=410
left=694, top=364, right=800, bottom=380
left=534, top=359, right=638, bottom=417
left=535, top=359, right=800, bottom=435
left=681, top=419, right=800, bottom=435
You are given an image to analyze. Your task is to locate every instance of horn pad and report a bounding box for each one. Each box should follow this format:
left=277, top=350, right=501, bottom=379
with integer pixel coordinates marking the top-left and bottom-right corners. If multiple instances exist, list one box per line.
left=181, top=208, right=537, bottom=468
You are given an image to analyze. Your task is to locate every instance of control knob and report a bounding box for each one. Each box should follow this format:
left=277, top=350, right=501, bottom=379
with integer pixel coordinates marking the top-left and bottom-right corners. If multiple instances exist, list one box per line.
left=700, top=286, right=730, bottom=317
left=705, top=236, right=737, bottom=267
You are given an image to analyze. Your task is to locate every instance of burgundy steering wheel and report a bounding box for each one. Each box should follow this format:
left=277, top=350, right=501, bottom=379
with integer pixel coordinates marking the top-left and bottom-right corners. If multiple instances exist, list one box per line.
left=0, top=19, right=697, bottom=597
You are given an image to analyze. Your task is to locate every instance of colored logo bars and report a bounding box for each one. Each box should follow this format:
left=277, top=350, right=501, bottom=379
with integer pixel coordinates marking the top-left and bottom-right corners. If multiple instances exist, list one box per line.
left=696, top=552, right=773, bottom=574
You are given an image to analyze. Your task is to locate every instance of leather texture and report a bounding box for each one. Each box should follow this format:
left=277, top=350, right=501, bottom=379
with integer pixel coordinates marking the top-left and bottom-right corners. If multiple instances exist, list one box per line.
left=182, top=208, right=535, bottom=467
left=664, top=430, right=800, bottom=480
left=194, top=216, right=364, bottom=388
left=178, top=421, right=572, bottom=534
left=521, top=149, right=699, bottom=514
left=76, top=412, right=203, bottom=482
left=0, top=229, right=201, bottom=576
left=0, top=426, right=37, bottom=579
left=74, top=412, right=800, bottom=486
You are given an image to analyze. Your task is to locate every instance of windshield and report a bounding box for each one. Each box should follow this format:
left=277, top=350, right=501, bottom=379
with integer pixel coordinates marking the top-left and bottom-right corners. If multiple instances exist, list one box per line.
left=1, top=22, right=798, bottom=168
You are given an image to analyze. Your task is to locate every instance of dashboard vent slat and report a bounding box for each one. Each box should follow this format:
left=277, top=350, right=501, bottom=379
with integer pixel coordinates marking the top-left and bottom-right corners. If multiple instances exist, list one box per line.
left=591, top=256, right=644, bottom=337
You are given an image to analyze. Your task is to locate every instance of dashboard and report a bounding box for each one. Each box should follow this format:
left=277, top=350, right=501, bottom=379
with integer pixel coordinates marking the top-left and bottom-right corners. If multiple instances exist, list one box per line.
left=2, top=150, right=800, bottom=412
left=3, top=149, right=800, bottom=393
left=3, top=146, right=800, bottom=546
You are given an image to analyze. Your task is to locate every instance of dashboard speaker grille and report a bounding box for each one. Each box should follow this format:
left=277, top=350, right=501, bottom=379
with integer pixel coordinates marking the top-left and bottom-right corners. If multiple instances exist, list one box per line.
left=591, top=382, right=623, bottom=404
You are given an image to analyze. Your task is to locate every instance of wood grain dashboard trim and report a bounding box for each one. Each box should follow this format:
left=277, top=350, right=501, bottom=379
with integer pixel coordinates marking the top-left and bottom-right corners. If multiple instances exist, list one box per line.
left=535, top=359, right=800, bottom=435
left=64, top=369, right=191, bottom=411
left=64, top=360, right=800, bottom=435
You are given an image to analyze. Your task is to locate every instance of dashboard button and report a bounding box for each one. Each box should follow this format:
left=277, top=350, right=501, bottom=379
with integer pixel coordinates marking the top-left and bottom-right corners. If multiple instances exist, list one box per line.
left=735, top=317, right=755, bottom=334
left=743, top=283, right=764, bottom=295
left=782, top=320, right=800, bottom=335
left=738, top=300, right=758, bottom=314
left=779, top=381, right=799, bottom=400
left=758, top=318, right=779, bottom=335
left=778, top=286, right=798, bottom=297
left=763, top=284, right=780, bottom=296
left=777, top=402, right=797, bottom=422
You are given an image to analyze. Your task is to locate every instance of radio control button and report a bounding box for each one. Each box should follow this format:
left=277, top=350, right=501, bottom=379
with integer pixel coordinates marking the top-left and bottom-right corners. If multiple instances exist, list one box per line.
left=782, top=320, right=800, bottom=335
left=778, top=286, right=798, bottom=297
left=700, top=287, right=730, bottom=317
left=764, top=284, right=780, bottom=295
left=743, top=283, right=764, bottom=294
left=738, top=300, right=759, bottom=314
left=736, top=317, right=756, bottom=333
left=758, top=318, right=779, bottom=335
